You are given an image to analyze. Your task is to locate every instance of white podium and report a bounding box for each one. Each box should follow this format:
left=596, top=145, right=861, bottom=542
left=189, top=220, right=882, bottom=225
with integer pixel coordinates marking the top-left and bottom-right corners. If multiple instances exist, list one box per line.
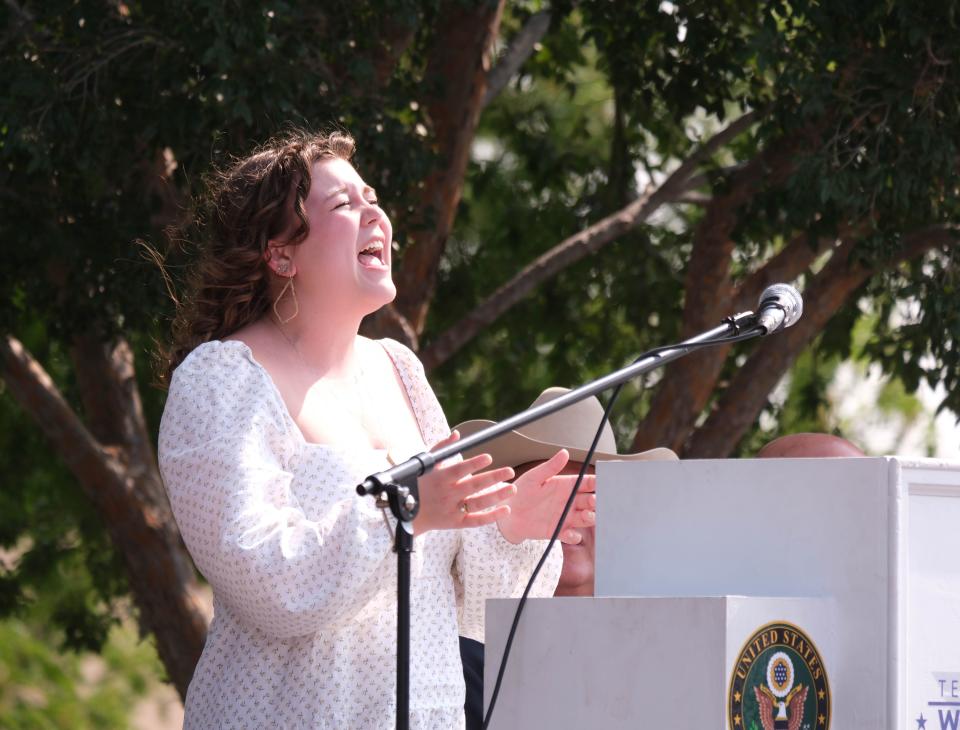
left=485, top=457, right=960, bottom=729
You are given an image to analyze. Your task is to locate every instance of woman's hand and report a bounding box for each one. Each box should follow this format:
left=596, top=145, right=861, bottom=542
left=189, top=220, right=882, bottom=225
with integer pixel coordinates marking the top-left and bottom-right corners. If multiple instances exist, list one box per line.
left=497, top=449, right=596, bottom=545
left=414, top=431, right=518, bottom=534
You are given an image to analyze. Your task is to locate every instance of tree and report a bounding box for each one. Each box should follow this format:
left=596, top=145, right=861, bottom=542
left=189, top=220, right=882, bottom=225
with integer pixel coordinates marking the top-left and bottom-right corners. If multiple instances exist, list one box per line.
left=1, top=0, right=957, bottom=699
left=425, top=0, right=960, bottom=458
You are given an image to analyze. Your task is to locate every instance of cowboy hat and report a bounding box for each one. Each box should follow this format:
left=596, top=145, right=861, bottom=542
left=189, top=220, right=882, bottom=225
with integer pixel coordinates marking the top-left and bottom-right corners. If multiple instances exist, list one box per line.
left=453, top=387, right=677, bottom=469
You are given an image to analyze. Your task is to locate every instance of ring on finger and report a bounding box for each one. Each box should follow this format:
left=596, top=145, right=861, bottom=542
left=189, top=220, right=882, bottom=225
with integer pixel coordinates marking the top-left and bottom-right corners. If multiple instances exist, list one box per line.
left=459, top=501, right=470, bottom=515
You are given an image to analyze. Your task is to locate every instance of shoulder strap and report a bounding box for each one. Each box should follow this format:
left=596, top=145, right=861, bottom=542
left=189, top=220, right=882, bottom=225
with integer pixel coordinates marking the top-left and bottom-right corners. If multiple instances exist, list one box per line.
left=376, top=338, right=450, bottom=447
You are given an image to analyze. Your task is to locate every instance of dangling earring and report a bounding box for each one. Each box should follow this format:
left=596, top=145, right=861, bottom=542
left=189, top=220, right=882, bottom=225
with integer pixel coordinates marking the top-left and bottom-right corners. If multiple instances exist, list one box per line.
left=272, top=264, right=299, bottom=324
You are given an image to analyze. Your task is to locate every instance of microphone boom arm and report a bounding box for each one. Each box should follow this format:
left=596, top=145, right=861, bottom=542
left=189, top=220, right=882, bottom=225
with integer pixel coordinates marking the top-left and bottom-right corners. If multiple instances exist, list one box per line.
left=358, top=309, right=761, bottom=498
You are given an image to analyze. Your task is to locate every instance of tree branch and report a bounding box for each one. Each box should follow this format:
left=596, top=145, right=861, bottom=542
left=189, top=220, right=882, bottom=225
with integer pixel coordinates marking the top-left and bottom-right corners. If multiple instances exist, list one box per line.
left=482, top=9, right=552, bottom=109
left=0, top=333, right=208, bottom=701
left=419, top=110, right=760, bottom=370
left=676, top=192, right=712, bottom=206
left=684, top=239, right=867, bottom=458
left=70, top=334, right=160, bottom=483
left=371, top=15, right=419, bottom=88
left=732, top=231, right=838, bottom=311
left=360, top=302, right=419, bottom=351
left=2, top=0, right=36, bottom=49
left=686, top=223, right=958, bottom=457
left=632, top=124, right=805, bottom=453
left=3, top=0, right=32, bottom=21
left=1, top=334, right=112, bottom=487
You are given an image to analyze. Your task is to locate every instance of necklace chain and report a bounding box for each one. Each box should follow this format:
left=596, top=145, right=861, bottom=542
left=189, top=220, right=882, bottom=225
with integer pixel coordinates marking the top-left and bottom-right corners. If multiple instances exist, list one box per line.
left=271, top=318, right=364, bottom=415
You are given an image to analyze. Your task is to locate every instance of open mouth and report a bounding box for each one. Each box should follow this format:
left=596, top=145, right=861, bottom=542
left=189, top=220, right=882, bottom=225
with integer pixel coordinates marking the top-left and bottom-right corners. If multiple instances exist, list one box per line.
left=358, top=240, right=386, bottom=267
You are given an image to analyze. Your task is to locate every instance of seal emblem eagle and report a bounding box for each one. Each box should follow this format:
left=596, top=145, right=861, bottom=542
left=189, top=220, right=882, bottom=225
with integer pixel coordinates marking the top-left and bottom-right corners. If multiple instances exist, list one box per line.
left=728, top=622, right=830, bottom=730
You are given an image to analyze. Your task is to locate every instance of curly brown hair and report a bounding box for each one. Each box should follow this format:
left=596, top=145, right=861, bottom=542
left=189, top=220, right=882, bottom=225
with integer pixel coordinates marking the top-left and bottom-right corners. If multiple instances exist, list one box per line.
left=160, top=129, right=355, bottom=385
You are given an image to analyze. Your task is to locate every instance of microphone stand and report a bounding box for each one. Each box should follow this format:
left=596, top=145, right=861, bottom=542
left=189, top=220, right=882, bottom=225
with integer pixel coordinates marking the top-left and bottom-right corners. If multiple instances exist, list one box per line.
left=357, top=310, right=764, bottom=730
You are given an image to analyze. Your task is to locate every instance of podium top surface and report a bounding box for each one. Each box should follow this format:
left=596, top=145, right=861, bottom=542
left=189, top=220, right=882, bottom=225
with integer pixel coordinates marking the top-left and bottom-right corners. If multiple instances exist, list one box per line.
left=594, top=454, right=960, bottom=601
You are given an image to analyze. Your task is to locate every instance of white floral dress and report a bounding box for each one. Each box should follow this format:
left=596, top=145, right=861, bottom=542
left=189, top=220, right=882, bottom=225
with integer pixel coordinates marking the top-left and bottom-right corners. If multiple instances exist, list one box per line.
left=158, top=339, right=560, bottom=729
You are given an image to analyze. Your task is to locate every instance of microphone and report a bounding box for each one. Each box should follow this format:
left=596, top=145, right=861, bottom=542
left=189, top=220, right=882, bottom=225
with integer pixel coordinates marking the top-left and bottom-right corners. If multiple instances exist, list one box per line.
left=756, top=284, right=803, bottom=334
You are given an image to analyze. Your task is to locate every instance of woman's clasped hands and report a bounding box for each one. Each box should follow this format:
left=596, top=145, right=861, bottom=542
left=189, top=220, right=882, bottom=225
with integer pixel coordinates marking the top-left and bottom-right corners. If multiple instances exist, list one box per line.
left=414, top=433, right=595, bottom=545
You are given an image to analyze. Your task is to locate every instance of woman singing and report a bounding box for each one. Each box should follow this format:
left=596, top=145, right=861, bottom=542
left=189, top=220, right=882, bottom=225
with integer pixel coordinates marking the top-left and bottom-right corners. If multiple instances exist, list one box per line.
left=158, top=130, right=596, bottom=729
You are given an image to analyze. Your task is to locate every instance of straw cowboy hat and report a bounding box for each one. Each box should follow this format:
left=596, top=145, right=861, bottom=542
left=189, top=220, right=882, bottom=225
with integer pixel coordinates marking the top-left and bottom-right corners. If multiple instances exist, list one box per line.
left=454, top=387, right=677, bottom=469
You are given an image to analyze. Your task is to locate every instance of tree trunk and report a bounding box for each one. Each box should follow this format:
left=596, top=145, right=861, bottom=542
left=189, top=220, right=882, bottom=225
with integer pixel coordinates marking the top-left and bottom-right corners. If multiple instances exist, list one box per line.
left=684, top=238, right=869, bottom=457
left=393, top=0, right=506, bottom=336
left=0, top=333, right=207, bottom=701
left=685, top=224, right=957, bottom=457
left=632, top=135, right=802, bottom=453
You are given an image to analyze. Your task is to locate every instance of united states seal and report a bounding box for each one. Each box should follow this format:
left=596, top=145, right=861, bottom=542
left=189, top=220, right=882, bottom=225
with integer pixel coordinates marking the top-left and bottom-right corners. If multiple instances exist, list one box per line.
left=728, top=621, right=830, bottom=730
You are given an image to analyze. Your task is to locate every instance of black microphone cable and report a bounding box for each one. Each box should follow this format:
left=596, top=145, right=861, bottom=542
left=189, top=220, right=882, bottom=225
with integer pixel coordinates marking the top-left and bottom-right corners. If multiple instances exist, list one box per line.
left=481, top=323, right=765, bottom=729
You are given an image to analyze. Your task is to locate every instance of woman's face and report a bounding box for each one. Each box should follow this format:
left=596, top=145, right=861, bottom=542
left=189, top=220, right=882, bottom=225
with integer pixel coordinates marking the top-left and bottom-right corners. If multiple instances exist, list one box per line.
left=289, top=157, right=396, bottom=315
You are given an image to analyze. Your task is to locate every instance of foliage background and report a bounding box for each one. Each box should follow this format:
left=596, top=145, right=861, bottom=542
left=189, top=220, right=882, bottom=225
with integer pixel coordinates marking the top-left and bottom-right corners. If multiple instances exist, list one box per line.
left=1, top=0, right=957, bottom=723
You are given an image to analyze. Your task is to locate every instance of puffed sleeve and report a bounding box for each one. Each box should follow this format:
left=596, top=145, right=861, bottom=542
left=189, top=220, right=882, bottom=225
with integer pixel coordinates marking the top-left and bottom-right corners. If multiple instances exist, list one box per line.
left=158, top=341, right=395, bottom=638
left=378, top=339, right=562, bottom=644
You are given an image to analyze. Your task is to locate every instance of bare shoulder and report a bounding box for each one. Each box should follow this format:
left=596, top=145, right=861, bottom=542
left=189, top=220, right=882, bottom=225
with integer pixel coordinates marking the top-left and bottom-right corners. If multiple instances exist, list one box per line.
left=357, top=336, right=403, bottom=377
left=357, top=336, right=414, bottom=402
left=224, top=320, right=296, bottom=395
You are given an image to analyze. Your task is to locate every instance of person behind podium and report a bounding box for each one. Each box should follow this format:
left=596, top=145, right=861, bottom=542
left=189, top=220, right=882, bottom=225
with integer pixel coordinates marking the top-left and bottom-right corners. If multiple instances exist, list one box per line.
left=454, top=388, right=677, bottom=728
left=156, top=129, right=598, bottom=729
left=757, top=432, right=865, bottom=458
